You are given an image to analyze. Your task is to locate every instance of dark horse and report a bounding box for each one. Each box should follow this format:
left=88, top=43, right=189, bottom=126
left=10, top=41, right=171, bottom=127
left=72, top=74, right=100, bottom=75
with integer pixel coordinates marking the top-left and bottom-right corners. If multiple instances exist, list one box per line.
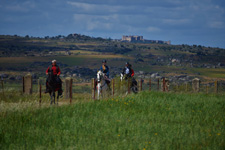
left=46, top=70, right=61, bottom=105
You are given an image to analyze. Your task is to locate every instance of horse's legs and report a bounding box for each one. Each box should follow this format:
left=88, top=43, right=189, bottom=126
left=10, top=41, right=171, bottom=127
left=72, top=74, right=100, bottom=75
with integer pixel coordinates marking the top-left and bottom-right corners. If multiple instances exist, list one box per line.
left=57, top=91, right=59, bottom=105
left=53, top=92, right=55, bottom=104
left=97, top=83, right=101, bottom=100
left=50, top=92, right=53, bottom=105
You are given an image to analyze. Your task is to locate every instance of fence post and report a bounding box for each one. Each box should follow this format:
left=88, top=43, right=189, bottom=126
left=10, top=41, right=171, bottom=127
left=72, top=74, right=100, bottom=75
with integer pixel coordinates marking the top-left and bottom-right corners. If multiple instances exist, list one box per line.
left=70, top=79, right=72, bottom=104
left=23, top=74, right=32, bottom=94
left=65, top=77, right=73, bottom=100
left=128, top=78, right=131, bottom=94
left=192, top=78, right=200, bottom=93
left=91, top=78, right=96, bottom=100
left=214, top=80, right=218, bottom=93
left=138, top=79, right=142, bottom=92
left=186, top=82, right=188, bottom=92
left=1, top=79, right=4, bottom=96
left=165, top=78, right=169, bottom=92
left=39, top=84, right=42, bottom=105
left=176, top=84, right=179, bottom=92
left=206, top=84, right=209, bottom=94
left=112, top=79, right=115, bottom=96
left=157, top=78, right=159, bottom=91
left=149, top=79, right=151, bottom=92
left=162, top=77, right=165, bottom=92
left=22, top=76, right=25, bottom=93
left=38, top=79, right=42, bottom=105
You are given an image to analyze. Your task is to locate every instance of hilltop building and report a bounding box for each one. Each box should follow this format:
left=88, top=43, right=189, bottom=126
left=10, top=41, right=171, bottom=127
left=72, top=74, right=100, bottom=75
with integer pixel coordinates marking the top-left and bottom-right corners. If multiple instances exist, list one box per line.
left=122, top=35, right=143, bottom=42
left=121, top=35, right=171, bottom=45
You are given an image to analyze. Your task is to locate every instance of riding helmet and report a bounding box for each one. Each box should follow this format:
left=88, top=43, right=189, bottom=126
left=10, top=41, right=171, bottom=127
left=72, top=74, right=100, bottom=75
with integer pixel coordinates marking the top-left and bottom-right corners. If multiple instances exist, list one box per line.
left=102, top=60, right=107, bottom=63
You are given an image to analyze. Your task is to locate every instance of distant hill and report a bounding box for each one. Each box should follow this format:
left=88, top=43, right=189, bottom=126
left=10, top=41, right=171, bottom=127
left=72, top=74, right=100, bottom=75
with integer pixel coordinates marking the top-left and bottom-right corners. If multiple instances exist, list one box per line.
left=0, top=34, right=225, bottom=79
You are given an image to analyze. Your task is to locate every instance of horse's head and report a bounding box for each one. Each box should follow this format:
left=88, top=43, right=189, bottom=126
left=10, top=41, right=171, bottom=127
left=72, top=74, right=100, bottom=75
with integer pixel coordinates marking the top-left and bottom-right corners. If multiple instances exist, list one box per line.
left=48, top=70, right=57, bottom=83
left=120, top=73, right=124, bottom=81
left=97, top=70, right=104, bottom=83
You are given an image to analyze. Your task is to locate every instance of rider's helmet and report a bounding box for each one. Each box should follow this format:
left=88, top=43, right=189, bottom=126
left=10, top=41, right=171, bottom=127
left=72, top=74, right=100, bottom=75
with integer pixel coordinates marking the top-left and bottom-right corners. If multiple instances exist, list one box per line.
left=102, top=60, right=107, bottom=63
left=125, top=62, right=130, bottom=66
left=52, top=60, right=56, bottom=63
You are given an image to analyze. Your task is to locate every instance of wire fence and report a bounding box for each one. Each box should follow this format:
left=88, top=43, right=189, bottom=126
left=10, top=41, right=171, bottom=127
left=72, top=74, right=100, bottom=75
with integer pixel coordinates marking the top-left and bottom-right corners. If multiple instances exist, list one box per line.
left=1, top=76, right=225, bottom=103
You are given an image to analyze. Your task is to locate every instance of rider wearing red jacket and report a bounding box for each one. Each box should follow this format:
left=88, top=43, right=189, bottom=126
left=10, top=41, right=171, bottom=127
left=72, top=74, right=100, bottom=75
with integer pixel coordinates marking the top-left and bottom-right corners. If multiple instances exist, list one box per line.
left=45, top=60, right=63, bottom=95
left=46, top=63, right=61, bottom=75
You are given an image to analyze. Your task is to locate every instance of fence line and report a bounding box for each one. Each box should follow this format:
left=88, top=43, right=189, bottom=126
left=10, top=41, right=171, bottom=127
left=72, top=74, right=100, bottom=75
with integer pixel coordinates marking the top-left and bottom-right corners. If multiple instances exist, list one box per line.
left=1, top=75, right=225, bottom=103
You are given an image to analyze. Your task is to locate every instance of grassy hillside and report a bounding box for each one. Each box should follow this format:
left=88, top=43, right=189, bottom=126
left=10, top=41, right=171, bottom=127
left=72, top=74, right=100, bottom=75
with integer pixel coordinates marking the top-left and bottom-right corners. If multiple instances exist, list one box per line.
left=0, top=92, right=224, bottom=149
left=1, top=34, right=225, bottom=79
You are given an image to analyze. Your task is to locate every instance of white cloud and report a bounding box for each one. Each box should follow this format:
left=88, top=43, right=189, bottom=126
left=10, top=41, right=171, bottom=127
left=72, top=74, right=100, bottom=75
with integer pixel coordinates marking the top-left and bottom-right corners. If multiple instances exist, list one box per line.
left=73, top=14, right=118, bottom=31
left=162, top=19, right=191, bottom=25
left=67, top=1, right=123, bottom=14
left=208, top=21, right=224, bottom=29
left=4, top=0, right=36, bottom=12
left=5, top=5, right=29, bottom=12
left=67, top=1, right=94, bottom=11
left=147, top=26, right=161, bottom=32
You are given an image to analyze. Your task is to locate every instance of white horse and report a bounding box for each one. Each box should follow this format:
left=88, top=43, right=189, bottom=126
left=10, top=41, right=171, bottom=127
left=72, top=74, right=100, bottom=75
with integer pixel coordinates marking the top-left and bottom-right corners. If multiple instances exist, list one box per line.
left=96, top=70, right=110, bottom=99
left=120, top=73, right=138, bottom=94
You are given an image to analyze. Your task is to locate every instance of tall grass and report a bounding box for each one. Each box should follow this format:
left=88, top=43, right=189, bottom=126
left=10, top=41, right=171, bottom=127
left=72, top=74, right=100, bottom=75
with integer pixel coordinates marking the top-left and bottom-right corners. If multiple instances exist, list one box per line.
left=0, top=91, right=224, bottom=149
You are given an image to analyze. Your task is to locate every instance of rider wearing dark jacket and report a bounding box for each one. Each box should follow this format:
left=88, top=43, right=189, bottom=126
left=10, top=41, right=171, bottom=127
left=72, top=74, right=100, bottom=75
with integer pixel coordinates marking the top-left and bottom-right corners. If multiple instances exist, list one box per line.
left=99, top=60, right=110, bottom=85
left=45, top=60, right=63, bottom=95
left=122, top=62, right=137, bottom=86
left=122, top=62, right=132, bottom=78
left=100, top=60, right=109, bottom=77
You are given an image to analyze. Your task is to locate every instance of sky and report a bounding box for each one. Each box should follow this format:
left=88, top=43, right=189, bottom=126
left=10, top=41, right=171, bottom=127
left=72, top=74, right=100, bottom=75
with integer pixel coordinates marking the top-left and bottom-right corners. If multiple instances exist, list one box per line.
left=0, top=0, right=225, bottom=48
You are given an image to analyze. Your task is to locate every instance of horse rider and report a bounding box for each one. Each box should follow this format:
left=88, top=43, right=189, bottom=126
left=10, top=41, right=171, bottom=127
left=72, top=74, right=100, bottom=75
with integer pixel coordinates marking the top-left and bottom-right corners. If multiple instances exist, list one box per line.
left=45, top=60, right=63, bottom=96
left=99, top=59, right=110, bottom=86
left=122, top=62, right=133, bottom=79
left=122, top=62, right=137, bottom=86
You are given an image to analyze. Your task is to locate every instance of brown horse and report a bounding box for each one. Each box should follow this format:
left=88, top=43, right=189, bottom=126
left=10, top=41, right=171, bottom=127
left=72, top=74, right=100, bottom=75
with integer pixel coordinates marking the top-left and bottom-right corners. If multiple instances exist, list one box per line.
left=46, top=70, right=61, bottom=104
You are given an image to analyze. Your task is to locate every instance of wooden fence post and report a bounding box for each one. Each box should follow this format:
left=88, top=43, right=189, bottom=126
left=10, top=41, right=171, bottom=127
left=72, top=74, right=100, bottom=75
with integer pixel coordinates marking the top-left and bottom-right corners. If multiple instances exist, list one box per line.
left=65, top=77, right=73, bottom=100
left=149, top=79, right=151, bottom=92
left=138, top=79, right=142, bottom=92
left=128, top=78, right=131, bottom=94
left=39, top=84, right=42, bottom=105
left=38, top=78, right=42, bottom=105
left=186, top=82, right=188, bottom=92
left=162, top=77, right=165, bottom=92
left=23, top=74, right=32, bottom=94
left=70, top=80, right=72, bottom=104
left=214, top=80, right=218, bottom=93
left=112, top=79, right=115, bottom=96
left=91, top=78, right=96, bottom=100
left=1, top=79, right=4, bottom=96
left=206, top=84, right=209, bottom=94
left=192, top=78, right=200, bottom=93
left=157, top=78, right=159, bottom=91
left=165, top=78, right=169, bottom=92
left=22, top=76, right=25, bottom=93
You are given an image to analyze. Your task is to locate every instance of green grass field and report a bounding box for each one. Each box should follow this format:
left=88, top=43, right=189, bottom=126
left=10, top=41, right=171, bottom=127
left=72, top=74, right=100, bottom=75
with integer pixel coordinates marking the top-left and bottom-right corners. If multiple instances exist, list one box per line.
left=0, top=91, right=224, bottom=149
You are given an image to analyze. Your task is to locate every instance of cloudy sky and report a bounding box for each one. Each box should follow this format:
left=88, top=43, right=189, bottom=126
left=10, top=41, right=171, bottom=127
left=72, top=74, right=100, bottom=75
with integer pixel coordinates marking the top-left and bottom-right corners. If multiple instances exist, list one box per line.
left=0, top=0, right=225, bottom=48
